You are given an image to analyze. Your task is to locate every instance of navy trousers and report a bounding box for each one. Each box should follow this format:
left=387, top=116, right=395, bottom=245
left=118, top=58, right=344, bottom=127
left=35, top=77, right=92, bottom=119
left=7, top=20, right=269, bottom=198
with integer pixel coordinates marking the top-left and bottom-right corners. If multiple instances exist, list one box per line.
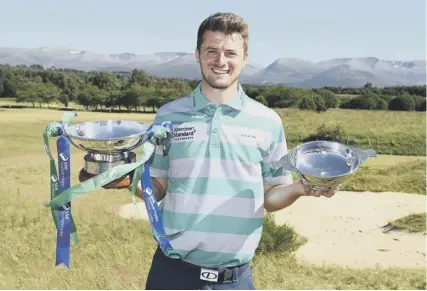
left=145, top=246, right=256, bottom=290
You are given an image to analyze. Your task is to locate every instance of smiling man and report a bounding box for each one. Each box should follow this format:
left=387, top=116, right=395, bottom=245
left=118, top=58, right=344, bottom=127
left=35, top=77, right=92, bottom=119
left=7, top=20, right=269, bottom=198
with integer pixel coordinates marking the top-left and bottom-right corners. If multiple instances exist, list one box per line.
left=138, top=12, right=338, bottom=290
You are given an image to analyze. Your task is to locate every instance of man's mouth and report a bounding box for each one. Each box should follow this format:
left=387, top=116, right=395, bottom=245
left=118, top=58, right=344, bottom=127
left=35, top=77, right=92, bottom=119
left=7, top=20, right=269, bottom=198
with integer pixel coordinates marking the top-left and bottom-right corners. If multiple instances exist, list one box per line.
left=211, top=68, right=230, bottom=74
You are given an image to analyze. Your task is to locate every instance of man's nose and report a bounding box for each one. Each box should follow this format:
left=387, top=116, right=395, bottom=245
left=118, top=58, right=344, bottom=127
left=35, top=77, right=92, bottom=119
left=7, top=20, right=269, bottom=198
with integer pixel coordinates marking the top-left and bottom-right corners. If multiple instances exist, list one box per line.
left=215, top=52, right=226, bottom=66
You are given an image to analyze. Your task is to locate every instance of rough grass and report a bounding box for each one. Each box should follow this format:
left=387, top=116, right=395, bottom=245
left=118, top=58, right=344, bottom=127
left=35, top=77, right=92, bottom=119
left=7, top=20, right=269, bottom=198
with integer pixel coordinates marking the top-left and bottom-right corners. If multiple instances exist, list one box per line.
left=276, top=108, right=426, bottom=156
left=0, top=108, right=425, bottom=289
left=2, top=98, right=426, bottom=155
left=340, top=157, right=426, bottom=194
left=389, top=213, right=426, bottom=233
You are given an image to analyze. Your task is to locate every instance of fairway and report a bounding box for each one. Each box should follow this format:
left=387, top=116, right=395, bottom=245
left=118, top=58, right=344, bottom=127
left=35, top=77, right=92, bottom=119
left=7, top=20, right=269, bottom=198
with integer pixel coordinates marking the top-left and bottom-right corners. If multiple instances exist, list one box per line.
left=0, top=108, right=425, bottom=290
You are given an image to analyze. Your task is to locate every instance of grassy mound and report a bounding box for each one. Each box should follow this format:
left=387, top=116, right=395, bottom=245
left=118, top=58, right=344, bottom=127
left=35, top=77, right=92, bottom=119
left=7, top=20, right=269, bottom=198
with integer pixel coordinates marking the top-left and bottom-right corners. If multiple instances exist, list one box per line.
left=388, top=213, right=426, bottom=233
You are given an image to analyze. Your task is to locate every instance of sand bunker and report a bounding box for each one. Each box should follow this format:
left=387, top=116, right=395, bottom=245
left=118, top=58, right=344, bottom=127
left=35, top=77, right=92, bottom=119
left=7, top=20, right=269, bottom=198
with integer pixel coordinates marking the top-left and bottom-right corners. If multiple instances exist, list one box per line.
left=274, top=191, right=426, bottom=269
left=114, top=191, right=426, bottom=269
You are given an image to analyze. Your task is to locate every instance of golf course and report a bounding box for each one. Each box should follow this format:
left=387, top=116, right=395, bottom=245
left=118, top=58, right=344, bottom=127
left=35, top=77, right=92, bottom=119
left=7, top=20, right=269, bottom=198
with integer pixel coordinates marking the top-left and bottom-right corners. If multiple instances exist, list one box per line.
left=0, top=107, right=425, bottom=290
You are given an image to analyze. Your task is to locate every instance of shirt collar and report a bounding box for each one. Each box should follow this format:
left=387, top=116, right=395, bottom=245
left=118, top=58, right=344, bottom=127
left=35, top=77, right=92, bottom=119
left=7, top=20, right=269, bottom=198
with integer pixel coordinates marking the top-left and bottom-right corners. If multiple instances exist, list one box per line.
left=192, top=82, right=246, bottom=111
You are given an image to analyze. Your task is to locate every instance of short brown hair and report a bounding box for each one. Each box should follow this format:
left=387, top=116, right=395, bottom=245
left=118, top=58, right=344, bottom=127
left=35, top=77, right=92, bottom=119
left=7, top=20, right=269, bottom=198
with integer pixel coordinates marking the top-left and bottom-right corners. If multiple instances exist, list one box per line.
left=197, top=12, right=249, bottom=53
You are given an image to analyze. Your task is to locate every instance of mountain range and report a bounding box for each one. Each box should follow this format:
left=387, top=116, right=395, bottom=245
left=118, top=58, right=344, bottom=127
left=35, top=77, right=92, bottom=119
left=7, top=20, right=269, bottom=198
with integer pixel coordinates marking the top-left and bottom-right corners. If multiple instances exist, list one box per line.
left=0, top=46, right=425, bottom=88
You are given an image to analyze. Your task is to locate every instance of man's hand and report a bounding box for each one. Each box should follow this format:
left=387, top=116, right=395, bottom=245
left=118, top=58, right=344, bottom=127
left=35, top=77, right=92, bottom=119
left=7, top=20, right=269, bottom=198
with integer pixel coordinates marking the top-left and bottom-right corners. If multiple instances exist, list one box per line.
left=297, top=181, right=339, bottom=198
left=134, top=177, right=168, bottom=202
left=264, top=181, right=339, bottom=212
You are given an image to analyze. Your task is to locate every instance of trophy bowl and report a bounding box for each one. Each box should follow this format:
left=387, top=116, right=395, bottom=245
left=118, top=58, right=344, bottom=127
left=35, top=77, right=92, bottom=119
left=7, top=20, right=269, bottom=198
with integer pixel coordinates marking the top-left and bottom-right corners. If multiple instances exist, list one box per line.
left=271, top=140, right=377, bottom=189
left=63, top=120, right=150, bottom=188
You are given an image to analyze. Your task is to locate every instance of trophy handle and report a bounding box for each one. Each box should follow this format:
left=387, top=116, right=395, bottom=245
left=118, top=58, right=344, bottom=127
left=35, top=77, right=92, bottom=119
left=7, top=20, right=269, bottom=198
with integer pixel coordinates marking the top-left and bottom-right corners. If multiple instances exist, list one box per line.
left=347, top=146, right=377, bottom=163
left=270, top=153, right=299, bottom=173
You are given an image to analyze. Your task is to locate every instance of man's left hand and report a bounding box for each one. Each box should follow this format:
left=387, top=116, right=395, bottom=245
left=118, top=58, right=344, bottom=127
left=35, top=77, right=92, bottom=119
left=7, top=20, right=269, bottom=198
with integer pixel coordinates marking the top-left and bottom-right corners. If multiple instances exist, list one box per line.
left=297, top=181, right=339, bottom=198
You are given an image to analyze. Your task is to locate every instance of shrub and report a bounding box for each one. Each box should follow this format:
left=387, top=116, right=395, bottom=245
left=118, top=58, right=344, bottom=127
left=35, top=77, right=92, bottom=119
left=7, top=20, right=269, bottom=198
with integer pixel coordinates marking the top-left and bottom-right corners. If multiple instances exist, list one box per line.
left=313, top=95, right=327, bottom=112
left=316, top=88, right=338, bottom=108
left=376, top=98, right=388, bottom=110
left=388, top=95, right=416, bottom=111
left=416, top=99, right=426, bottom=111
left=299, top=96, right=316, bottom=110
left=340, top=91, right=387, bottom=110
left=256, top=212, right=302, bottom=255
left=304, top=123, right=347, bottom=142
left=407, top=95, right=426, bottom=111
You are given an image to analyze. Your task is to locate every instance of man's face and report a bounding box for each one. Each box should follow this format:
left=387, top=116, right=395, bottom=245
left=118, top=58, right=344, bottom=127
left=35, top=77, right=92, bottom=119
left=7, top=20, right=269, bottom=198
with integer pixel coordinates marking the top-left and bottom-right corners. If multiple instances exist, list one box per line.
left=195, top=30, right=248, bottom=90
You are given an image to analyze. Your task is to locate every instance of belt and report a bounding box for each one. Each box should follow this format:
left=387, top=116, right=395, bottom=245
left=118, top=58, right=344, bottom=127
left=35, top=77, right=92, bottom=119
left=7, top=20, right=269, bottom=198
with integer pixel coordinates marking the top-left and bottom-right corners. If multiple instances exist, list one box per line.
left=156, top=246, right=250, bottom=284
left=199, top=262, right=250, bottom=283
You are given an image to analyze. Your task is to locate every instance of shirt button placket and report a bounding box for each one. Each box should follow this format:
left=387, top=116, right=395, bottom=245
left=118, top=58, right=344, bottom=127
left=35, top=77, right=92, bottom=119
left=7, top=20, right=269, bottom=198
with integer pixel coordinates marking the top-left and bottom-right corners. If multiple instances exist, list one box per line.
left=210, top=108, right=221, bottom=148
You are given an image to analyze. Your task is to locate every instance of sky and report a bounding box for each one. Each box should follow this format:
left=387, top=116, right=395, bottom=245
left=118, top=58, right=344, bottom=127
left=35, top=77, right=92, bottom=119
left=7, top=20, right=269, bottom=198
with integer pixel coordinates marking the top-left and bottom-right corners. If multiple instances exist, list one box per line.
left=0, top=0, right=425, bottom=66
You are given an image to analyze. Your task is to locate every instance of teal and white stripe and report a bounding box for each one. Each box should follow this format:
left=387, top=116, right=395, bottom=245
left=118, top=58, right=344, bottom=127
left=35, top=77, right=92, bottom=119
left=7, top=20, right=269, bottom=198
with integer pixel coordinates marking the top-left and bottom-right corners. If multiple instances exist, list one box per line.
left=150, top=82, right=293, bottom=267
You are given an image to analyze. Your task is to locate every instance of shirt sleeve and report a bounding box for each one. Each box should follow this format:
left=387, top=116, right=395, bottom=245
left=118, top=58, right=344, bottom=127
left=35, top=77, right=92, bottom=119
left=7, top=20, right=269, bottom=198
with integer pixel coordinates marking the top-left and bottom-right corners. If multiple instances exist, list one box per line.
left=149, top=115, right=170, bottom=179
left=261, top=121, right=293, bottom=185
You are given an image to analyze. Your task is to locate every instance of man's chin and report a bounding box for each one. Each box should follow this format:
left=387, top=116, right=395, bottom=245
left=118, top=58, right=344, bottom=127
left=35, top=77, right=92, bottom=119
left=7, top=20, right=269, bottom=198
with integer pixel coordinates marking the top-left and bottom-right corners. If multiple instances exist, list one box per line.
left=205, top=77, right=238, bottom=90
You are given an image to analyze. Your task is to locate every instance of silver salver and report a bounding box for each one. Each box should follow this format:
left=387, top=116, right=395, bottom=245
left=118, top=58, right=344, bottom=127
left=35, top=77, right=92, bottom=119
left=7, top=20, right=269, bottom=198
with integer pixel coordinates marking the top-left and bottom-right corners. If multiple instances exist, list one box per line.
left=63, top=120, right=150, bottom=176
left=270, top=140, right=377, bottom=189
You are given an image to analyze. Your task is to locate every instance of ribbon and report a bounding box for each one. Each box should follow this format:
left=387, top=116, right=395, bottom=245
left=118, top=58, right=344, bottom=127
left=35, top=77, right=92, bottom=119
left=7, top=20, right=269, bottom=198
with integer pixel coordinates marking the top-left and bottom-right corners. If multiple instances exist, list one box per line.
left=43, top=112, right=79, bottom=268
left=138, top=122, right=182, bottom=252
left=44, top=116, right=182, bottom=267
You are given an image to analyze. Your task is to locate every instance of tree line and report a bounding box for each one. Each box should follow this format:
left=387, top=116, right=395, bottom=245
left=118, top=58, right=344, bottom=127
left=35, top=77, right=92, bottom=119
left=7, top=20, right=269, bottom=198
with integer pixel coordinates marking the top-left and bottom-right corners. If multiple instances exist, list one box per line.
left=0, top=64, right=425, bottom=112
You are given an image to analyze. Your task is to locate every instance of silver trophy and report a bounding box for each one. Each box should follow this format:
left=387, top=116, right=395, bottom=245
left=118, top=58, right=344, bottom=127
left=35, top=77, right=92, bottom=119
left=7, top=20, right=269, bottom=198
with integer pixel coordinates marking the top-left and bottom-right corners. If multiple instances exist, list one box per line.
left=63, top=120, right=150, bottom=187
left=271, top=140, right=377, bottom=189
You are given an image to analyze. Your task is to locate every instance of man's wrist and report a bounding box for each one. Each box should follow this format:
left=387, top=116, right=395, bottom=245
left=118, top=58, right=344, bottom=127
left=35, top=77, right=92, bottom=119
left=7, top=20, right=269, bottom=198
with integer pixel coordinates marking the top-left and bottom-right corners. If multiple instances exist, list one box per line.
left=291, top=181, right=308, bottom=197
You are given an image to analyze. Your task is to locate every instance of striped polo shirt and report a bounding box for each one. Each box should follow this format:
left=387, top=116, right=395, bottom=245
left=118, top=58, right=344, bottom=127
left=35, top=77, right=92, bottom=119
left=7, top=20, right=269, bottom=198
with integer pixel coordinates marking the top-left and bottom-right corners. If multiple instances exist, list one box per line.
left=149, top=82, right=293, bottom=268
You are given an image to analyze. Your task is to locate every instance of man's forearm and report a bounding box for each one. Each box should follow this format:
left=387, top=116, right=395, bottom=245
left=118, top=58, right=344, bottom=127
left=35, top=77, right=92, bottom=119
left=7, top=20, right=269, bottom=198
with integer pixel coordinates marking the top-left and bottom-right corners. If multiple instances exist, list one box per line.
left=135, top=177, right=167, bottom=202
left=264, top=182, right=304, bottom=212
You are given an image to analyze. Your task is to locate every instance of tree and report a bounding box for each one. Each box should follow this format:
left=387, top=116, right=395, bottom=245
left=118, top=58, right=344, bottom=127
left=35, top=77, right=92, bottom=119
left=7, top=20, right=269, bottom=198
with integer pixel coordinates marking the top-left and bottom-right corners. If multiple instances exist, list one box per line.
left=42, top=83, right=61, bottom=107
left=59, top=94, right=69, bottom=108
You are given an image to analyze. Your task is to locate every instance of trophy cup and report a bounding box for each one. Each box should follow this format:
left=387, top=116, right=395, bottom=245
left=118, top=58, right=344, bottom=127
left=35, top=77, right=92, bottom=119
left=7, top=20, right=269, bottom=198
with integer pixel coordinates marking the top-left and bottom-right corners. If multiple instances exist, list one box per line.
left=271, top=140, right=377, bottom=189
left=44, top=114, right=174, bottom=269
left=63, top=119, right=150, bottom=188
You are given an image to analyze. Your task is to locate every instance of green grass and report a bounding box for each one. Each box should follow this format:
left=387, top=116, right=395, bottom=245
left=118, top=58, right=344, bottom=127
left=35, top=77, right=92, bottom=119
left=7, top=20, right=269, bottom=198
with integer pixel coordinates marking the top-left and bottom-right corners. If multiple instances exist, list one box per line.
left=389, top=213, right=426, bottom=233
left=276, top=108, right=426, bottom=156
left=0, top=98, right=85, bottom=109
left=340, top=157, right=426, bottom=194
left=2, top=97, right=426, bottom=155
left=0, top=108, right=425, bottom=289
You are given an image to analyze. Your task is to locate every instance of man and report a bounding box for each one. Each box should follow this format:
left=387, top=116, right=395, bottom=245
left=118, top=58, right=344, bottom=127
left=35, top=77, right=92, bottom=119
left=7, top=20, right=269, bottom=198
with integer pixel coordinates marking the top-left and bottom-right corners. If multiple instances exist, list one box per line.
left=136, top=12, right=338, bottom=290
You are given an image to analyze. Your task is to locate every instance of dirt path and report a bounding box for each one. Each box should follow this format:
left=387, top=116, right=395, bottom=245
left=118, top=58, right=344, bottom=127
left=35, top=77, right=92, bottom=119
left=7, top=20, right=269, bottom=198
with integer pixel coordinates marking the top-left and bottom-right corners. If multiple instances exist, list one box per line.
left=114, top=191, right=426, bottom=269
left=273, top=191, right=426, bottom=269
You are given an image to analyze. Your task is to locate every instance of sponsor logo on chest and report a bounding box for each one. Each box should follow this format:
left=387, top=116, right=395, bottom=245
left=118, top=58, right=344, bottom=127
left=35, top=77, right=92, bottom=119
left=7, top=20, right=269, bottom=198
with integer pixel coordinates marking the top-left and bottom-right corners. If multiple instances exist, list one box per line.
left=173, top=125, right=197, bottom=141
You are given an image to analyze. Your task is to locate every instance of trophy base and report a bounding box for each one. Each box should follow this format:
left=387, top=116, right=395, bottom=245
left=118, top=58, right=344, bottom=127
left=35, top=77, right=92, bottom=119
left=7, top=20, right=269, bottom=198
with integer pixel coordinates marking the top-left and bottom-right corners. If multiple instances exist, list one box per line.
left=84, top=152, right=136, bottom=175
left=79, top=151, right=137, bottom=189
left=78, top=168, right=134, bottom=189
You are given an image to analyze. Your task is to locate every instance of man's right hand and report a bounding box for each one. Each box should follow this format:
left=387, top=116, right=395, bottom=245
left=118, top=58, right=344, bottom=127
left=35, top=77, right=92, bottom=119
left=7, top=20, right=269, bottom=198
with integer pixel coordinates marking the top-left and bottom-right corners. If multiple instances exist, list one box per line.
left=134, top=177, right=168, bottom=202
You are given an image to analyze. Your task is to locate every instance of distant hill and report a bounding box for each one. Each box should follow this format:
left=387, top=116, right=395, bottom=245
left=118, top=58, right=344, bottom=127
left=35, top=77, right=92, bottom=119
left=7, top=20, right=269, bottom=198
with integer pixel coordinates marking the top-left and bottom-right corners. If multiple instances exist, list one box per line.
left=0, top=46, right=425, bottom=88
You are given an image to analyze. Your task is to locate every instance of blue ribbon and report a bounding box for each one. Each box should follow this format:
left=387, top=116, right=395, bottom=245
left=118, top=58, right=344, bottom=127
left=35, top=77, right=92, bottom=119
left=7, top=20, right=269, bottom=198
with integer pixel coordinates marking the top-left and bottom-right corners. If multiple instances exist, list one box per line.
left=55, top=127, right=72, bottom=268
left=140, top=121, right=175, bottom=252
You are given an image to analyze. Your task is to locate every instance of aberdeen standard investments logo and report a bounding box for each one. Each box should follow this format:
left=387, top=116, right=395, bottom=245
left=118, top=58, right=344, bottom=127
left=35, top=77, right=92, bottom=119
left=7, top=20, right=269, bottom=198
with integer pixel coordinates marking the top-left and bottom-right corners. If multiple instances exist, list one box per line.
left=173, top=126, right=196, bottom=141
